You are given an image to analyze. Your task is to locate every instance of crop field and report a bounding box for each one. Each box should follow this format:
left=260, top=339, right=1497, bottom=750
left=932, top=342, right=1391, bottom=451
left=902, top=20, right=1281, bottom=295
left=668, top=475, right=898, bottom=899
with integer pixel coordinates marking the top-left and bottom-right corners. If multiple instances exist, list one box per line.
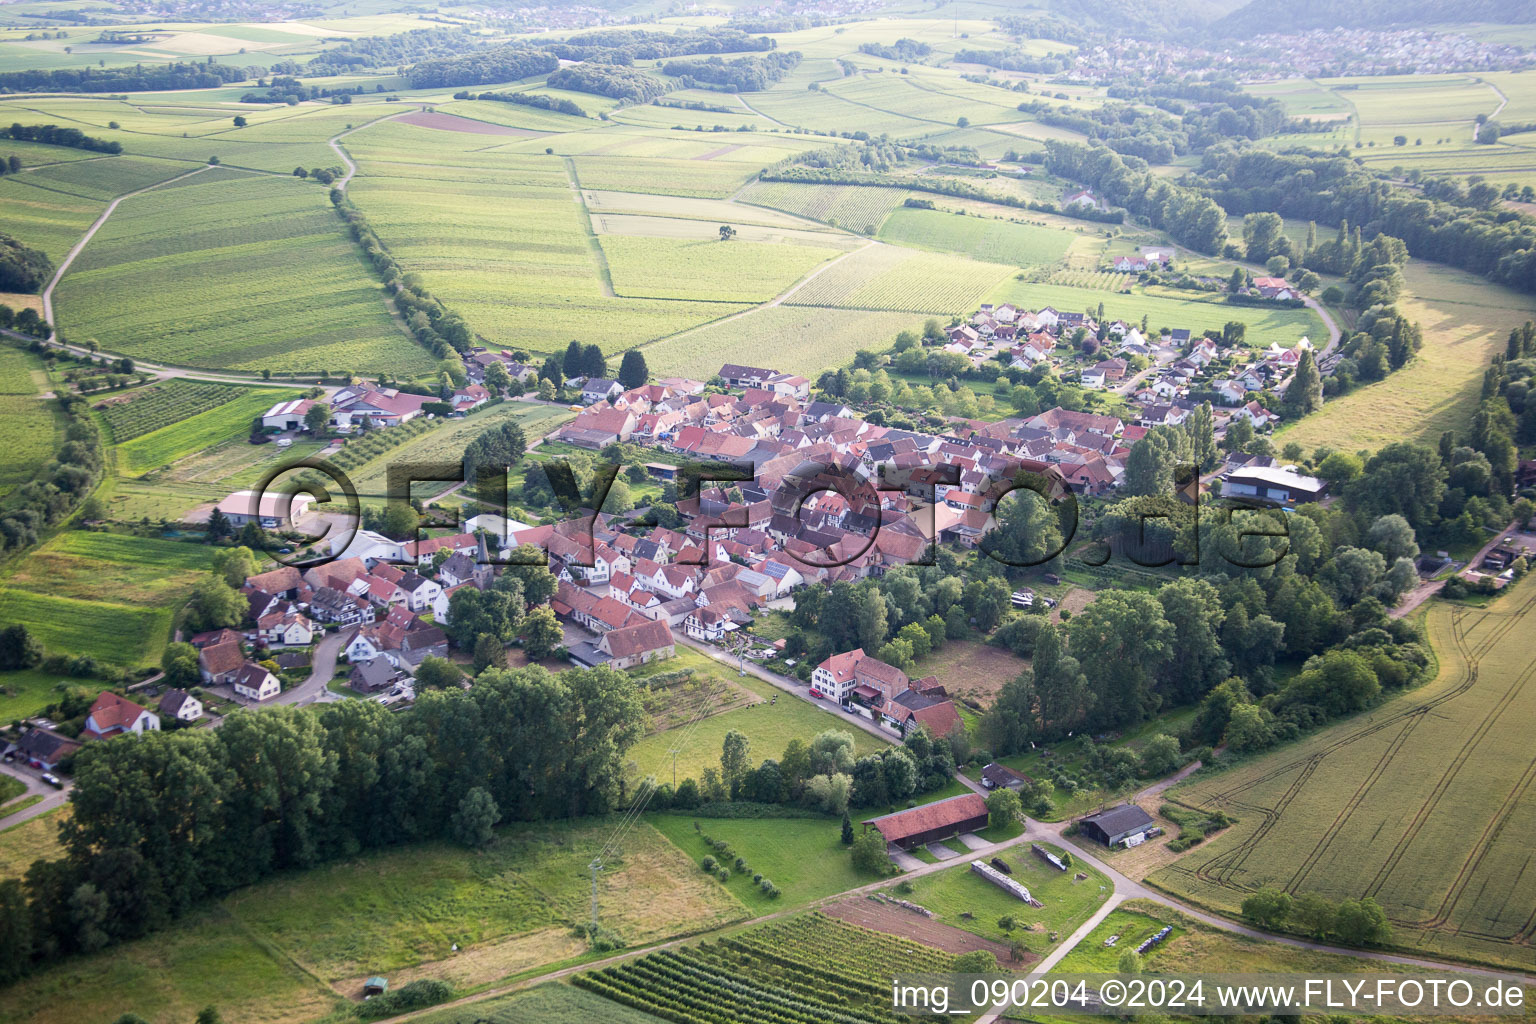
left=824, top=71, right=1026, bottom=126
left=785, top=243, right=1016, bottom=313
left=642, top=305, right=922, bottom=380
left=2, top=532, right=210, bottom=606
left=0, top=588, right=172, bottom=668
left=1151, top=576, right=1536, bottom=971
left=409, top=984, right=669, bottom=1024
left=1277, top=261, right=1536, bottom=451
left=0, top=346, right=61, bottom=500
left=574, top=910, right=957, bottom=1024
left=116, top=388, right=288, bottom=476
left=1048, top=268, right=1133, bottom=291
left=95, top=379, right=244, bottom=442
left=56, top=170, right=430, bottom=374
left=880, top=206, right=1076, bottom=267
left=4, top=154, right=198, bottom=203
left=737, top=180, right=911, bottom=232
left=0, top=175, right=105, bottom=263
left=591, top=213, right=853, bottom=247
left=567, top=155, right=767, bottom=199
left=583, top=188, right=818, bottom=228
left=600, top=235, right=843, bottom=302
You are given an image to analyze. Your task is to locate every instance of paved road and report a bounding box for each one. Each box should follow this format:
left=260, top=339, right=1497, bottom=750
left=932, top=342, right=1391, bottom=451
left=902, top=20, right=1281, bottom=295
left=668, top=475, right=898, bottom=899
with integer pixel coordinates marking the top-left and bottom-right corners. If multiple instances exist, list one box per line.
left=0, top=760, right=70, bottom=829
left=268, top=630, right=346, bottom=707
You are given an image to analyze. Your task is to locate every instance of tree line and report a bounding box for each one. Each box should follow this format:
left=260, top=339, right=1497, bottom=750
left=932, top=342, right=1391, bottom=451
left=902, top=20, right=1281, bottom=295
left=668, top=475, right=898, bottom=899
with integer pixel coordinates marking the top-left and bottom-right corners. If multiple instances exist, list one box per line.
left=0, top=378, right=103, bottom=560
left=3, top=123, right=120, bottom=155
left=456, top=90, right=587, bottom=117
left=0, top=233, right=52, bottom=294
left=1194, top=146, right=1536, bottom=296
left=661, top=51, right=801, bottom=92
left=1042, top=141, right=1228, bottom=253
left=0, top=61, right=252, bottom=94
left=327, top=190, right=469, bottom=381
left=0, top=665, right=648, bottom=983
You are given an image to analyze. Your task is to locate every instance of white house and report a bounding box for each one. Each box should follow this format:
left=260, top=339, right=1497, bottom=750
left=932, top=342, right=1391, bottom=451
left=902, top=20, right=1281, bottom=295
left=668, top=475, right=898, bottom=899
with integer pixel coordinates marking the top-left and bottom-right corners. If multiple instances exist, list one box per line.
left=82, top=691, right=160, bottom=740
left=232, top=663, right=281, bottom=702
left=157, top=689, right=203, bottom=723
left=261, top=398, right=317, bottom=431
left=398, top=573, right=442, bottom=613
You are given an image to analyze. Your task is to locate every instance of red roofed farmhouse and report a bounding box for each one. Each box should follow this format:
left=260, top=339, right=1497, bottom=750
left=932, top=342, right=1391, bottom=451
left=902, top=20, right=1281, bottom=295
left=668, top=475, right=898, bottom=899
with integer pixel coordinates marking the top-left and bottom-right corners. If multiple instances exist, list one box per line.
left=82, top=691, right=160, bottom=740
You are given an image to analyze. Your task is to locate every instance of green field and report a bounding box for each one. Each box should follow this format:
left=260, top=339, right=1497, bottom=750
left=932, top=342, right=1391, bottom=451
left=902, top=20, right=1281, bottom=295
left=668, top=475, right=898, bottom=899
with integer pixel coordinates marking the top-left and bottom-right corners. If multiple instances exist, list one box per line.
left=0, top=816, right=747, bottom=1024
left=640, top=305, right=922, bottom=380
left=2, top=531, right=210, bottom=605
left=626, top=648, right=884, bottom=787
left=648, top=813, right=877, bottom=911
left=116, top=388, right=287, bottom=476
left=737, top=180, right=912, bottom=232
left=408, top=983, right=668, bottom=1024
left=599, top=235, right=843, bottom=302
left=877, top=206, right=1078, bottom=267
left=54, top=169, right=431, bottom=374
left=1151, top=575, right=1536, bottom=971
left=0, top=588, right=172, bottom=668
left=0, top=667, right=101, bottom=723
left=785, top=243, right=1016, bottom=314
left=0, top=346, right=62, bottom=500
left=886, top=842, right=1109, bottom=956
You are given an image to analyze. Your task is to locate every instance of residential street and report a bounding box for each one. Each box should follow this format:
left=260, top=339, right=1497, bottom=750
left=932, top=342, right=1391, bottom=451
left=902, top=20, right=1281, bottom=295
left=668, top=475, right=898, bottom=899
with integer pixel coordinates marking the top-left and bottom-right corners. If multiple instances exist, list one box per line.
left=0, top=760, right=70, bottom=829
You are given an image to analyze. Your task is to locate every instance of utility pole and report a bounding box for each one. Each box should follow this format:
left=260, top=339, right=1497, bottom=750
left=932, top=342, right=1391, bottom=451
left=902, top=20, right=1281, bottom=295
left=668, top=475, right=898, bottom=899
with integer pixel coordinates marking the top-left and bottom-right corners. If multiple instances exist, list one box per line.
left=588, top=858, right=601, bottom=927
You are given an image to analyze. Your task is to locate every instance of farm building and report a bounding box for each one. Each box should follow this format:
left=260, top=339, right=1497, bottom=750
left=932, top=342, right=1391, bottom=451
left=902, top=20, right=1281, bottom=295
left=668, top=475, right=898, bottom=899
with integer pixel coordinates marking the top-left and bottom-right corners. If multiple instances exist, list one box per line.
left=261, top=398, right=317, bottom=431
left=214, top=489, right=315, bottom=529
left=1221, top=466, right=1326, bottom=504
left=1078, top=804, right=1156, bottom=848
left=863, top=793, right=989, bottom=850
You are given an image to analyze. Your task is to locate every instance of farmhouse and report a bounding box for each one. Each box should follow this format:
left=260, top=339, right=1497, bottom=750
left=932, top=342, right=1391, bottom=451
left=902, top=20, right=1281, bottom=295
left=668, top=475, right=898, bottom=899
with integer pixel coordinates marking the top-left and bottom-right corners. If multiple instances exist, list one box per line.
left=1223, top=465, right=1327, bottom=504
left=718, top=363, right=780, bottom=389
left=1078, top=804, right=1157, bottom=847
left=864, top=793, right=990, bottom=850
left=198, top=640, right=246, bottom=685
left=214, top=489, right=314, bottom=529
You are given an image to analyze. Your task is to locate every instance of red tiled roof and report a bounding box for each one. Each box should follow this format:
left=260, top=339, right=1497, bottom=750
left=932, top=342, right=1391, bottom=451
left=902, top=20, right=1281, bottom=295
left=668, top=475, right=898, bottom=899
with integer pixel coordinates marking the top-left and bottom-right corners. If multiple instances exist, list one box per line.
left=864, top=793, right=988, bottom=844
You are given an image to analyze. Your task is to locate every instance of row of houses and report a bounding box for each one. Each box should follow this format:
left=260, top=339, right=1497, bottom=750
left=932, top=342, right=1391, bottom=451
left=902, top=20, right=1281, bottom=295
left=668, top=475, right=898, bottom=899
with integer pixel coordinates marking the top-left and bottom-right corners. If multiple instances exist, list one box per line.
left=260, top=381, right=492, bottom=435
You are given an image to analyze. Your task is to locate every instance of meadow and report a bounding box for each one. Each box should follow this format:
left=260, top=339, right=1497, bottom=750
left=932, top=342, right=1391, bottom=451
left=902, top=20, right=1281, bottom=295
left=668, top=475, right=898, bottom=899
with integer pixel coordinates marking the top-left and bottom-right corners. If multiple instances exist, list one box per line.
left=2, top=532, right=210, bottom=606
left=0, top=667, right=99, bottom=723
left=0, top=174, right=105, bottom=263
left=641, top=305, right=922, bottom=379
left=885, top=842, right=1109, bottom=955
left=0, top=346, right=61, bottom=501
left=0, top=588, right=172, bottom=668
left=116, top=388, right=288, bottom=476
left=598, top=235, right=844, bottom=303
left=1277, top=261, right=1536, bottom=452
left=878, top=206, right=1077, bottom=268
left=54, top=169, right=431, bottom=374
left=0, top=817, right=746, bottom=1024
left=625, top=646, right=884, bottom=786
left=407, top=983, right=666, bottom=1024
left=1151, top=575, right=1536, bottom=971
left=647, top=813, right=877, bottom=912
left=0, top=808, right=65, bottom=883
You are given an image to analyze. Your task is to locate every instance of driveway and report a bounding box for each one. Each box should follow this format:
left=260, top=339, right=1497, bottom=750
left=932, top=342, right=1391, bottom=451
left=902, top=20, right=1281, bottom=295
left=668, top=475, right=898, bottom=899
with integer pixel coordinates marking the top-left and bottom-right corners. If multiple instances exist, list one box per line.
left=0, top=759, right=71, bottom=828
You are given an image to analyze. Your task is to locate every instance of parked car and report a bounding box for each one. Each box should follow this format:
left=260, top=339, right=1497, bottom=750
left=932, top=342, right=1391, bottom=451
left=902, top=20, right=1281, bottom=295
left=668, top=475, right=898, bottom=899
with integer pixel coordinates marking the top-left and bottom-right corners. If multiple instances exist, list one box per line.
left=40, top=773, right=63, bottom=789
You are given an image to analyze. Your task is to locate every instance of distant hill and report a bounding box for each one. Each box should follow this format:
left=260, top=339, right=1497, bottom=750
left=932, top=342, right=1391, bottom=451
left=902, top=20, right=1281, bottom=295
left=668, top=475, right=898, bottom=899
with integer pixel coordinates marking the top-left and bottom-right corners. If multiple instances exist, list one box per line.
left=1213, top=0, right=1536, bottom=35
left=1045, top=0, right=1250, bottom=37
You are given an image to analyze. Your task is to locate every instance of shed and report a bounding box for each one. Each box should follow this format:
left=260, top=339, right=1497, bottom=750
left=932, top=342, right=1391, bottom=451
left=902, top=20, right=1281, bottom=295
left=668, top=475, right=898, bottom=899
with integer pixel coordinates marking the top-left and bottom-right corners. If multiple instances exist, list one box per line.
left=1078, top=804, right=1156, bottom=847
left=980, top=762, right=1030, bottom=791
left=363, top=977, right=388, bottom=996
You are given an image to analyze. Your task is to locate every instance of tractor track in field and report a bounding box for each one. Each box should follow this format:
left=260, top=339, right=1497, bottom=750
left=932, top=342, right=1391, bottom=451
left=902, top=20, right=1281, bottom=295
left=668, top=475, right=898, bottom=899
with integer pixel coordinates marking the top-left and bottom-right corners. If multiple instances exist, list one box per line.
left=1187, top=582, right=1536, bottom=902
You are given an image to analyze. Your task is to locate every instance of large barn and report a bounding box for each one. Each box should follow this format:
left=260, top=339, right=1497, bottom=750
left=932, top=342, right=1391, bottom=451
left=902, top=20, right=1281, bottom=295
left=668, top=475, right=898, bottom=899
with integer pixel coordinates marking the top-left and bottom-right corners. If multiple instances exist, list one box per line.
left=1078, top=804, right=1156, bottom=848
left=863, top=793, right=989, bottom=850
